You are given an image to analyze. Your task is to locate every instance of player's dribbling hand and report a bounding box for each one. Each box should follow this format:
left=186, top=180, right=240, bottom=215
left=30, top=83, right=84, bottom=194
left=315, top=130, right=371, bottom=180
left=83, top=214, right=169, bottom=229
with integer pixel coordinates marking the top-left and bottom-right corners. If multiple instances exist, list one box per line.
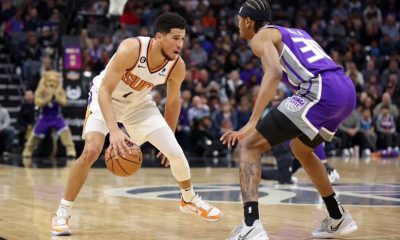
left=108, top=128, right=134, bottom=159
left=156, top=151, right=170, bottom=167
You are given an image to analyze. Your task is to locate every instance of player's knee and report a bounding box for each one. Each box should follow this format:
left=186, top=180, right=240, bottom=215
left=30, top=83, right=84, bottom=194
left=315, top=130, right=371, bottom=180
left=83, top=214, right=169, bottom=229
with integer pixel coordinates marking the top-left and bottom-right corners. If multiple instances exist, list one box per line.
left=239, top=137, right=265, bottom=155
left=81, top=145, right=102, bottom=164
left=290, top=139, right=312, bottom=159
left=166, top=148, right=190, bottom=181
left=164, top=148, right=185, bottom=163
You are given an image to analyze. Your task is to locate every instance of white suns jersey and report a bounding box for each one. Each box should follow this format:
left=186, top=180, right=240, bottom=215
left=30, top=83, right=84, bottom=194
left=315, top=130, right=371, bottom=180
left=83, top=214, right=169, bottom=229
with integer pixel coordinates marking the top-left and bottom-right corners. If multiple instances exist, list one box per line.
left=91, top=36, right=179, bottom=105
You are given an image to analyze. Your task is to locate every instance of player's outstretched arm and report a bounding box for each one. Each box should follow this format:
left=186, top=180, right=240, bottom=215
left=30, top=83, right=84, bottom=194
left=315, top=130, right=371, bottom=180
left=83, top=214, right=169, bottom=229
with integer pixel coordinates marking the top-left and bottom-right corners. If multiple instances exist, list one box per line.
left=221, top=29, right=282, bottom=147
left=248, top=28, right=282, bottom=124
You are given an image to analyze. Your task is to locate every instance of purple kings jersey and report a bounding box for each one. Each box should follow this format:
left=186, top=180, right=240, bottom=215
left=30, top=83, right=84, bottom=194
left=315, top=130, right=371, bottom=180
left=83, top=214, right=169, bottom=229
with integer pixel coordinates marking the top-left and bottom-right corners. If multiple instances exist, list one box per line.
left=264, top=25, right=342, bottom=91
left=40, top=99, right=62, bottom=119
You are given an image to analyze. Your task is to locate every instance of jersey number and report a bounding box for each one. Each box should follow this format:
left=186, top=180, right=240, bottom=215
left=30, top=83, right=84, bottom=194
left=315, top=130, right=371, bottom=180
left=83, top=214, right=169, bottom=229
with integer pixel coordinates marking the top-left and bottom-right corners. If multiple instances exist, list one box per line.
left=292, top=37, right=332, bottom=64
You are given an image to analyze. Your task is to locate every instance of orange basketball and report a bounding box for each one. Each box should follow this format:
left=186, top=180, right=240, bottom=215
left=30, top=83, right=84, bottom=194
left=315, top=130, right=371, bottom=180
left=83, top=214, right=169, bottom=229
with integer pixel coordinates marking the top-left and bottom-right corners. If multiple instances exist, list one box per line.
left=105, top=143, right=142, bottom=177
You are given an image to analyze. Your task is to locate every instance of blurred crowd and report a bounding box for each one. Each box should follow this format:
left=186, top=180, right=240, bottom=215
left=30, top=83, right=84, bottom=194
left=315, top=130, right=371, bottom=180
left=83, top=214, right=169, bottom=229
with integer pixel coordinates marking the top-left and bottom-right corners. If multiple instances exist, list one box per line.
left=1, top=0, right=400, bottom=159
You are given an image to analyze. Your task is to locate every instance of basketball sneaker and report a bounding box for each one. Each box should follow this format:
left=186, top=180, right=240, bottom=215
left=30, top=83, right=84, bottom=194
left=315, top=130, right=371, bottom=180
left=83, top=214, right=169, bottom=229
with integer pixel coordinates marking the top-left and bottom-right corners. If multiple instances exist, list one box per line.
left=179, top=194, right=222, bottom=221
left=227, top=220, right=269, bottom=240
left=328, top=169, right=340, bottom=183
left=312, top=212, right=358, bottom=238
left=51, top=215, right=71, bottom=236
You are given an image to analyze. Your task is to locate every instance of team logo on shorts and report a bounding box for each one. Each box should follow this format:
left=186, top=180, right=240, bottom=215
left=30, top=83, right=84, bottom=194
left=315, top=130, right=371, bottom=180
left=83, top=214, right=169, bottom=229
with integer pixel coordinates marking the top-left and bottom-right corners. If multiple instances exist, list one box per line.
left=285, top=95, right=306, bottom=112
left=140, top=57, right=146, bottom=63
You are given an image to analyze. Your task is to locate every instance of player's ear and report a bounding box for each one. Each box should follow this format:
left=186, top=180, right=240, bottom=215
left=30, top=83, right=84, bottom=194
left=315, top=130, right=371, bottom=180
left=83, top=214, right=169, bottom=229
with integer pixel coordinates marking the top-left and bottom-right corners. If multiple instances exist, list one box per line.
left=155, top=32, right=163, bottom=41
left=245, top=17, right=253, bottom=29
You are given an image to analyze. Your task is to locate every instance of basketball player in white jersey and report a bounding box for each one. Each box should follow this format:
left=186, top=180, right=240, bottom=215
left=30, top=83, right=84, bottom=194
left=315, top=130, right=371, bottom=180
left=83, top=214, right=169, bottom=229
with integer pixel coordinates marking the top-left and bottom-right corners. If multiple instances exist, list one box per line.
left=51, top=12, right=222, bottom=236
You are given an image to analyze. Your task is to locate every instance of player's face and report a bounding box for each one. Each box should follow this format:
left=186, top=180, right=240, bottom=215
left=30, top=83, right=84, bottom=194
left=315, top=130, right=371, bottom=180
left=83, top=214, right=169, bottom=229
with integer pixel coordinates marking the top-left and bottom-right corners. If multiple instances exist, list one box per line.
left=160, top=28, right=186, bottom=60
left=237, top=15, right=253, bottom=40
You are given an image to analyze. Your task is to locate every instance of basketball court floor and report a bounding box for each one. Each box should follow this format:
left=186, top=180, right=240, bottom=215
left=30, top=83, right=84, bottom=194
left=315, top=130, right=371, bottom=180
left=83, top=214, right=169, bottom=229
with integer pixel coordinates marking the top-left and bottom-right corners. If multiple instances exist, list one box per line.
left=0, top=156, right=399, bottom=240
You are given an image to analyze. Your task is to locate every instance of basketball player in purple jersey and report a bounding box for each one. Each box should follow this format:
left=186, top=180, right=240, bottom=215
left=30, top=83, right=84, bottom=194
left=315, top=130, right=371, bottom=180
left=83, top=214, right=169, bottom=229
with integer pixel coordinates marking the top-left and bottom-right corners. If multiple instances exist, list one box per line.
left=221, top=0, right=358, bottom=239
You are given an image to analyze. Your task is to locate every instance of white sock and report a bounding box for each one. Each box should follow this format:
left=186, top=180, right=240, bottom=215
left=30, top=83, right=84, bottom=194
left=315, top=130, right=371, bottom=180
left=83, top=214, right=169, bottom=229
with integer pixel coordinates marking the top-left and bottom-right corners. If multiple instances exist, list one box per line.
left=56, top=198, right=74, bottom=217
left=181, top=185, right=195, bottom=202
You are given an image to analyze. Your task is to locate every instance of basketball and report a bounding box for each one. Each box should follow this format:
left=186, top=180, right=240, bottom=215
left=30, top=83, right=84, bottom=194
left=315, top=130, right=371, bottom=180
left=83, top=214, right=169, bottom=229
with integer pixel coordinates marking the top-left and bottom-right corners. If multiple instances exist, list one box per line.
left=105, top=143, right=143, bottom=177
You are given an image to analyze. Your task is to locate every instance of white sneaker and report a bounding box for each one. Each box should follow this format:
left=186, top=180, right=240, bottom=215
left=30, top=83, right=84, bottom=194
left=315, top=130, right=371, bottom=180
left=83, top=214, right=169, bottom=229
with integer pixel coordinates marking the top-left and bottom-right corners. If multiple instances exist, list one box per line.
left=51, top=214, right=71, bottom=236
left=312, top=212, right=358, bottom=238
left=227, top=220, right=269, bottom=240
left=179, top=194, right=222, bottom=221
left=342, top=149, right=350, bottom=157
left=328, top=169, right=340, bottom=183
left=362, top=148, right=371, bottom=158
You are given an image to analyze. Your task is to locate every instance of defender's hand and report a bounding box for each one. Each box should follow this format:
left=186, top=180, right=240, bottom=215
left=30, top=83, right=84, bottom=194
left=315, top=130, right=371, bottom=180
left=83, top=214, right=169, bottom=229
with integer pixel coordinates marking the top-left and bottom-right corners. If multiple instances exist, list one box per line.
left=220, top=122, right=255, bottom=147
left=157, top=151, right=170, bottom=167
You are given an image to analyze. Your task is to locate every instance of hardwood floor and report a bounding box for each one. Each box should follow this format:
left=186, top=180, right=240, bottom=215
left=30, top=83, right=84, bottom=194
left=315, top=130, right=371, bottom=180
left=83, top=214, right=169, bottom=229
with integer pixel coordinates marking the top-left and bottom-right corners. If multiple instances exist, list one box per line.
left=0, top=157, right=399, bottom=239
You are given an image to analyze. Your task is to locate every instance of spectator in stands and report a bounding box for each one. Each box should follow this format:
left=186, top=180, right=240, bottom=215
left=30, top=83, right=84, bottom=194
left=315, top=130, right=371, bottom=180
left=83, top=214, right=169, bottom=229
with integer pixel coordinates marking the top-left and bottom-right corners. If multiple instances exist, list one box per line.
left=382, top=14, right=399, bottom=42
left=24, top=8, right=39, bottom=32
left=337, top=109, right=371, bottom=157
left=0, top=104, right=16, bottom=157
left=347, top=62, right=364, bottom=87
left=373, top=92, right=399, bottom=119
left=364, top=74, right=383, bottom=101
left=362, top=60, right=379, bottom=84
left=176, top=90, right=192, bottom=151
left=202, top=9, right=217, bottom=28
left=21, top=31, right=42, bottom=83
left=222, top=70, right=243, bottom=99
left=224, top=52, right=241, bottom=73
left=29, top=56, right=55, bottom=91
left=381, top=59, right=400, bottom=88
left=357, top=92, right=376, bottom=113
left=17, top=90, right=36, bottom=147
left=363, top=0, right=382, bottom=26
left=39, top=25, right=58, bottom=58
left=236, top=96, right=252, bottom=129
left=112, top=22, right=133, bottom=47
left=102, top=35, right=114, bottom=56
left=80, top=29, right=92, bottom=50
left=190, top=115, right=225, bottom=160
left=376, top=104, right=399, bottom=150
left=359, top=107, right=376, bottom=153
left=240, top=60, right=262, bottom=87
left=189, top=39, right=208, bottom=68
left=213, top=101, right=237, bottom=138
left=327, top=12, right=347, bottom=46
left=188, top=95, right=210, bottom=125
left=37, top=0, right=56, bottom=21
left=236, top=40, right=253, bottom=65
left=5, top=9, right=24, bottom=34
left=119, top=1, right=140, bottom=26
left=0, top=0, right=16, bottom=26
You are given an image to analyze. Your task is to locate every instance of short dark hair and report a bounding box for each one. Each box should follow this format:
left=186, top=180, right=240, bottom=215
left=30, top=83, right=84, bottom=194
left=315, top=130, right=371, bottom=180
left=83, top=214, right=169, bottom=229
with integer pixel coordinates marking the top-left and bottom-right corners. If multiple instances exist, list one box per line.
left=153, top=12, right=187, bottom=35
left=239, top=0, right=271, bottom=32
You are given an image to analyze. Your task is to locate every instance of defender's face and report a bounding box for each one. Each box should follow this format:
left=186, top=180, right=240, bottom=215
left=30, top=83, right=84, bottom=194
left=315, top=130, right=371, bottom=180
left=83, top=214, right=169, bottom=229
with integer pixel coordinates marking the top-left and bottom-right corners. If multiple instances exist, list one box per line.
left=160, top=28, right=186, bottom=60
left=237, top=15, right=252, bottom=40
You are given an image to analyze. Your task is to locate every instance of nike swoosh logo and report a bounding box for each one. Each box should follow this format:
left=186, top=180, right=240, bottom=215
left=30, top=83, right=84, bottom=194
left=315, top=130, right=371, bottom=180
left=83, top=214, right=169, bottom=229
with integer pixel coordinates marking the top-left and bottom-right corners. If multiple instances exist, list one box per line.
left=238, top=227, right=255, bottom=240
left=330, top=219, right=345, bottom=231
left=138, top=65, right=146, bottom=68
